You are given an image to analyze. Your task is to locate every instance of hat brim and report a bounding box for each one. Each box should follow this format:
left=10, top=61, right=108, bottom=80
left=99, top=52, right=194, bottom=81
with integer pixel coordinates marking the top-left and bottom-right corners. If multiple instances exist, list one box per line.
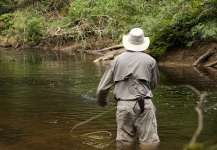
left=122, top=35, right=150, bottom=51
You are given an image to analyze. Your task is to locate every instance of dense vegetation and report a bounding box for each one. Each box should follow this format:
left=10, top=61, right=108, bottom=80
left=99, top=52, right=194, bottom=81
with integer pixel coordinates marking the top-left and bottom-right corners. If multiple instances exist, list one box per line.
left=0, top=0, right=216, bottom=56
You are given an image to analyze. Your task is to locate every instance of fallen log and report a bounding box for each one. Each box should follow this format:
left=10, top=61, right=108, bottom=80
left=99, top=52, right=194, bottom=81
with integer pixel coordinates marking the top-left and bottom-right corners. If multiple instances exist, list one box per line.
left=83, top=50, right=104, bottom=56
left=206, top=60, right=217, bottom=67
left=192, top=48, right=216, bottom=67
left=93, top=49, right=124, bottom=63
left=95, top=45, right=123, bottom=52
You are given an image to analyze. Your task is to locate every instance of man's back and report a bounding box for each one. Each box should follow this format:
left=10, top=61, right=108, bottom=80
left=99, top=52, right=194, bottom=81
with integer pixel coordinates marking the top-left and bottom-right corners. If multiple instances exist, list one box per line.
left=110, top=51, right=159, bottom=100
left=112, top=51, right=157, bottom=82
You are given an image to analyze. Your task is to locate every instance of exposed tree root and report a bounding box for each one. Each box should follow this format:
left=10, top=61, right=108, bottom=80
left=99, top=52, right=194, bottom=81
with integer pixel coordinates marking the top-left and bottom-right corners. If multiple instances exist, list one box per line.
left=192, top=48, right=216, bottom=67
left=206, top=60, right=217, bottom=67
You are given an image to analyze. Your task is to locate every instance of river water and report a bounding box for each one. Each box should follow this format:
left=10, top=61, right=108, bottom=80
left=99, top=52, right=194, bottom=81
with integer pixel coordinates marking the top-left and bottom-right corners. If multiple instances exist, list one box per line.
left=0, top=49, right=216, bottom=150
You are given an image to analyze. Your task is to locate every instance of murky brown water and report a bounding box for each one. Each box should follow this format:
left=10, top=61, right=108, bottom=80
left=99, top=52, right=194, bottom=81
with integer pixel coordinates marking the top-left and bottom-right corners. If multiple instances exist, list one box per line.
left=0, top=49, right=216, bottom=150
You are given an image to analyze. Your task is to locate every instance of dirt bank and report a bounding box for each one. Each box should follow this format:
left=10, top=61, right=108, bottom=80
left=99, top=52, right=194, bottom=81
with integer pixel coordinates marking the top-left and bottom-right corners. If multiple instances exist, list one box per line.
left=157, top=41, right=217, bottom=67
left=1, top=36, right=216, bottom=68
left=91, top=40, right=217, bottom=67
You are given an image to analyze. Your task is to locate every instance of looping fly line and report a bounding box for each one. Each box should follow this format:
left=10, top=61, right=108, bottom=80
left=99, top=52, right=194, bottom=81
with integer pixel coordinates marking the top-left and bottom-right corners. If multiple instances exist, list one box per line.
left=70, top=107, right=116, bottom=149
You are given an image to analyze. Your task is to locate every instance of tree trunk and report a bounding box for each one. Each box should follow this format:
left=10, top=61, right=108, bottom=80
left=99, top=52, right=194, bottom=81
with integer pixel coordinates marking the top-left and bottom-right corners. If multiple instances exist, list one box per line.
left=95, top=45, right=123, bottom=52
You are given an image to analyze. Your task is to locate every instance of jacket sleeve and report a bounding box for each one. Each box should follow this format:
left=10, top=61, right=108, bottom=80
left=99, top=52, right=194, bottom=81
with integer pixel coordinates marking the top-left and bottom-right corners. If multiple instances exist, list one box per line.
left=150, top=61, right=160, bottom=90
left=96, top=65, right=114, bottom=107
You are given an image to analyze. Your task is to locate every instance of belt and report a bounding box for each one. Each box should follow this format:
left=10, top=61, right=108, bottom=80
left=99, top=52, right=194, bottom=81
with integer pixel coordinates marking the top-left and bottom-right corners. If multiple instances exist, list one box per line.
left=117, top=97, right=151, bottom=101
left=117, top=96, right=151, bottom=115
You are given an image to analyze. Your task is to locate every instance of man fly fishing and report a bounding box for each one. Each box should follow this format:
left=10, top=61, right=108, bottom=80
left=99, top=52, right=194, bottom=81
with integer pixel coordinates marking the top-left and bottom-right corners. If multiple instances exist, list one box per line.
left=96, top=28, right=160, bottom=148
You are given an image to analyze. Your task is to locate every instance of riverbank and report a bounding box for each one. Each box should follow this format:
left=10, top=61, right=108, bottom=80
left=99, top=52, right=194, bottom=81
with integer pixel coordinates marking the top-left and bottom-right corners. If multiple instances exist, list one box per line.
left=89, top=40, right=217, bottom=67
left=158, top=41, right=217, bottom=67
left=1, top=1, right=216, bottom=60
left=0, top=37, right=216, bottom=68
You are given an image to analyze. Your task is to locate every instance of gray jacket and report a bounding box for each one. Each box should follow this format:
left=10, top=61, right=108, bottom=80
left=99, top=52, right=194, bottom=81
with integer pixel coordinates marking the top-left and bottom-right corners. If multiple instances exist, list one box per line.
left=96, top=51, right=160, bottom=107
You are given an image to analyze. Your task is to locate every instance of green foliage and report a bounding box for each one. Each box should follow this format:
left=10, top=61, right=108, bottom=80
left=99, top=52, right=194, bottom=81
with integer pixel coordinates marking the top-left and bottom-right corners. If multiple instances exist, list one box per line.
left=0, top=0, right=216, bottom=53
left=68, top=0, right=146, bottom=39
left=11, top=12, right=45, bottom=44
left=143, top=0, right=217, bottom=56
left=67, top=0, right=217, bottom=56
left=187, top=20, right=217, bottom=46
left=39, top=0, right=70, bottom=12
left=0, top=0, right=70, bottom=45
left=0, top=0, right=18, bottom=6
left=0, top=13, right=14, bottom=35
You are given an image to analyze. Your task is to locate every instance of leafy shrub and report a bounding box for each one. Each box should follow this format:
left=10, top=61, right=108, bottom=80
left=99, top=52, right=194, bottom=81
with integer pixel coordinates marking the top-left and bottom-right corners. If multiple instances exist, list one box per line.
left=144, top=0, right=217, bottom=56
left=0, top=13, right=14, bottom=35
left=68, top=0, right=146, bottom=39
left=12, top=12, right=45, bottom=44
left=0, top=0, right=216, bottom=53
left=67, top=0, right=217, bottom=56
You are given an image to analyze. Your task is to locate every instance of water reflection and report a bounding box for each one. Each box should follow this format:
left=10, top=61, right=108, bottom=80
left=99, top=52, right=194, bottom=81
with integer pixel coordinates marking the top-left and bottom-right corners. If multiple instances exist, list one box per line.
left=0, top=49, right=216, bottom=150
left=174, top=84, right=217, bottom=148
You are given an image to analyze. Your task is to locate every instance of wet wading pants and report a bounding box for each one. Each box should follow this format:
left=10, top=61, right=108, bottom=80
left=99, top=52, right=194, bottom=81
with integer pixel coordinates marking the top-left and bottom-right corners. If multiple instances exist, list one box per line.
left=116, top=99, right=159, bottom=143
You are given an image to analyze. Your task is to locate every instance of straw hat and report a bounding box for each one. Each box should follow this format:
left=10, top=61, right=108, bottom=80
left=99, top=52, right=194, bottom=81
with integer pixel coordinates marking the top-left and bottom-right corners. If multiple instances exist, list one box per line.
left=122, top=28, right=150, bottom=51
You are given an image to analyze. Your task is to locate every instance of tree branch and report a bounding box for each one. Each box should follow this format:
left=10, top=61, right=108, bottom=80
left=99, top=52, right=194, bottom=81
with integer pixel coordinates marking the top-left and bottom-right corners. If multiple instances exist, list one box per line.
left=192, top=48, right=216, bottom=67
left=175, top=85, right=217, bottom=146
left=95, top=45, right=123, bottom=52
left=189, top=92, right=207, bottom=145
left=206, top=60, right=217, bottom=67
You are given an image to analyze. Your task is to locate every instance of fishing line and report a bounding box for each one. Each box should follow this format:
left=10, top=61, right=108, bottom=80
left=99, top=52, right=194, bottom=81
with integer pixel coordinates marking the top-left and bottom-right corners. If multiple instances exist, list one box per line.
left=70, top=106, right=116, bottom=148
left=81, top=131, right=112, bottom=137
left=70, top=106, right=116, bottom=134
left=81, top=131, right=115, bottom=149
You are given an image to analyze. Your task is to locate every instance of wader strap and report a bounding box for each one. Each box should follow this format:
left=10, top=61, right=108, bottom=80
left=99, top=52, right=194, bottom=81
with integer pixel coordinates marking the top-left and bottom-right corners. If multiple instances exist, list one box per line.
left=133, top=96, right=150, bottom=115
left=138, top=97, right=145, bottom=113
